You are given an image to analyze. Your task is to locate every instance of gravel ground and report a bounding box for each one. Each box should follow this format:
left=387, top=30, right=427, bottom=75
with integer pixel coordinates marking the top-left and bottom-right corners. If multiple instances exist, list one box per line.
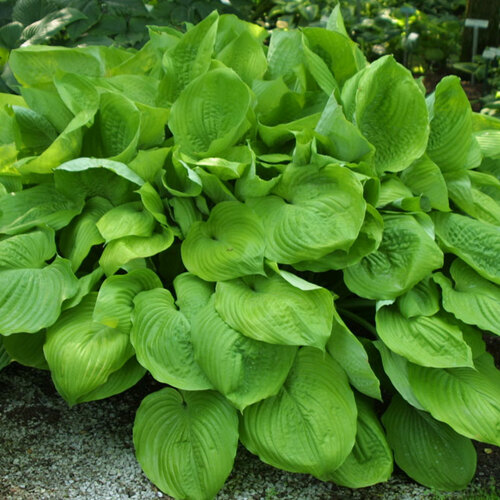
left=0, top=363, right=498, bottom=500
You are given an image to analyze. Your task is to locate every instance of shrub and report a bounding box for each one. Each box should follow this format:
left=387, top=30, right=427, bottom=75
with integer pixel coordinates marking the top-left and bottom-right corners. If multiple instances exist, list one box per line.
left=0, top=8, right=499, bottom=499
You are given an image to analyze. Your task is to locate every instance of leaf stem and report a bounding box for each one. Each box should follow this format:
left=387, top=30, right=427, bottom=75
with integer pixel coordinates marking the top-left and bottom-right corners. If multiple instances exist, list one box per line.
left=337, top=307, right=377, bottom=336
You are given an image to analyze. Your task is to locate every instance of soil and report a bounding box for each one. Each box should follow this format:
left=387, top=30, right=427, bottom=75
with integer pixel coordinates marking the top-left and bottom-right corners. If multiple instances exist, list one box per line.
left=0, top=363, right=498, bottom=500
left=421, top=71, right=485, bottom=111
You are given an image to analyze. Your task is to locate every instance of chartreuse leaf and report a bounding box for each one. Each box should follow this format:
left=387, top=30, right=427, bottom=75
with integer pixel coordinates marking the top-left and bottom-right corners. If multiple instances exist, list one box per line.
left=344, top=214, right=443, bottom=300
left=325, top=396, right=392, bottom=487
left=0, top=227, right=55, bottom=270
left=84, top=91, right=140, bottom=163
left=396, top=276, right=440, bottom=319
left=315, top=94, right=373, bottom=163
left=96, top=201, right=155, bottom=242
left=374, top=341, right=425, bottom=411
left=169, top=68, right=253, bottom=157
left=78, top=357, right=146, bottom=404
left=215, top=273, right=333, bottom=349
left=375, top=304, right=473, bottom=368
left=93, top=269, right=162, bottom=334
left=0, top=239, right=78, bottom=334
left=445, top=170, right=500, bottom=225
left=9, top=46, right=103, bottom=87
left=2, top=331, right=48, bottom=370
left=240, top=348, right=357, bottom=478
left=136, top=182, right=168, bottom=226
left=432, top=213, right=500, bottom=285
left=426, top=76, right=472, bottom=172
left=54, top=72, right=100, bottom=117
left=14, top=110, right=90, bottom=175
left=327, top=309, right=381, bottom=400
left=131, top=288, right=213, bottom=390
left=173, top=272, right=214, bottom=322
left=217, top=30, right=267, bottom=85
left=161, top=10, right=219, bottom=103
left=55, top=157, right=144, bottom=205
left=433, top=259, right=500, bottom=336
left=382, top=395, right=476, bottom=491
left=353, top=56, right=429, bottom=174
left=296, top=204, right=383, bottom=271
left=400, top=155, right=450, bottom=212
left=44, top=293, right=134, bottom=406
left=133, top=388, right=239, bottom=500
left=59, top=197, right=113, bottom=271
left=248, top=163, right=365, bottom=265
left=408, top=353, right=500, bottom=446
left=191, top=297, right=296, bottom=411
left=100, top=226, right=174, bottom=276
left=266, top=29, right=304, bottom=82
left=0, top=184, right=83, bottom=235
left=181, top=201, right=265, bottom=282
left=302, top=27, right=359, bottom=86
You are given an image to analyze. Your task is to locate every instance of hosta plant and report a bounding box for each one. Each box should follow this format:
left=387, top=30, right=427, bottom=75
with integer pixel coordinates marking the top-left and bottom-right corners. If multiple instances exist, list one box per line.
left=1, top=7, right=499, bottom=499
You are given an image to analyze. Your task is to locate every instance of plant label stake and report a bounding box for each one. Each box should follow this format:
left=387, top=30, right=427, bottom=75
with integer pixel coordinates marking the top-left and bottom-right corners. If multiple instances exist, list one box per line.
left=465, top=18, right=489, bottom=84
left=401, top=6, right=416, bottom=68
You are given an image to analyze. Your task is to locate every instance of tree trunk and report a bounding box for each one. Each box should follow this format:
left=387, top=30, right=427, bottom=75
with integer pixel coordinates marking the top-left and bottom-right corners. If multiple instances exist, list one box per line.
left=461, top=0, right=500, bottom=60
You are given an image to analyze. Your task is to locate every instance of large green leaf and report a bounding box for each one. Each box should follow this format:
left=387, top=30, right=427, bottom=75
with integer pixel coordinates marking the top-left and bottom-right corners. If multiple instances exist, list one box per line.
left=352, top=56, right=429, bottom=174
left=0, top=183, right=83, bottom=235
left=0, top=227, right=55, bottom=270
left=161, top=10, right=219, bottom=102
left=172, top=272, right=214, bottom=322
left=169, top=68, right=254, bottom=157
left=93, top=269, right=162, bottom=334
left=295, top=203, right=383, bottom=271
left=191, top=297, right=296, bottom=410
left=325, top=396, right=393, bottom=488
left=374, top=341, right=424, bottom=411
left=133, top=388, right=238, bottom=500
left=54, top=72, right=100, bottom=117
left=247, top=163, right=366, bottom=265
left=344, top=214, right=443, bottom=300
left=432, top=213, right=500, bottom=285
left=408, top=353, right=500, bottom=446
left=445, top=170, right=500, bottom=225
left=59, top=197, right=113, bottom=271
left=315, top=94, right=373, bottom=163
left=44, top=293, right=134, bottom=406
left=382, top=395, right=476, bottom=490
left=99, top=226, right=174, bottom=276
left=215, top=273, right=333, bottom=349
left=131, top=288, right=213, bottom=390
left=434, top=259, right=500, bottom=336
left=55, top=157, right=144, bottom=205
left=400, top=155, right=450, bottom=212
left=426, top=76, right=472, bottom=172
left=327, top=309, right=381, bottom=400
left=396, top=277, right=440, bottom=319
left=83, top=91, right=140, bottom=163
left=375, top=304, right=473, bottom=368
left=302, top=27, right=359, bottom=86
left=0, top=256, right=78, bottom=335
left=217, top=30, right=267, bottom=85
left=181, top=201, right=265, bottom=282
left=2, top=331, right=48, bottom=370
left=9, top=45, right=103, bottom=87
left=240, top=348, right=357, bottom=478
left=77, top=356, right=146, bottom=404
left=96, top=201, right=155, bottom=242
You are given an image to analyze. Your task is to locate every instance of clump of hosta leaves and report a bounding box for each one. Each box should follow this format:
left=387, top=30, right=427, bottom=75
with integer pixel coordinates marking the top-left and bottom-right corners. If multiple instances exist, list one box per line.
left=1, top=7, right=499, bottom=499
